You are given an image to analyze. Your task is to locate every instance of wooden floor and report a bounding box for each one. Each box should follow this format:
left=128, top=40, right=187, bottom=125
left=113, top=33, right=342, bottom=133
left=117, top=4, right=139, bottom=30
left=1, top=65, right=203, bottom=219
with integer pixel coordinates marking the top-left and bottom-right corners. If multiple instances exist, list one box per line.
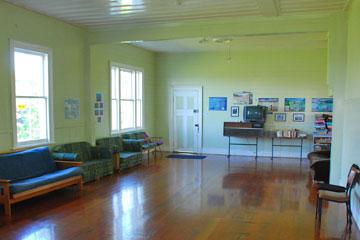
left=0, top=155, right=359, bottom=240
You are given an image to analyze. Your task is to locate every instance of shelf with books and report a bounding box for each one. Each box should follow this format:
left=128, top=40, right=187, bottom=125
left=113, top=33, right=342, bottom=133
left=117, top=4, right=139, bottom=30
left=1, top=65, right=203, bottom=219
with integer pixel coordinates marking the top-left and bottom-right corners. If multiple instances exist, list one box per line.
left=313, top=114, right=332, bottom=151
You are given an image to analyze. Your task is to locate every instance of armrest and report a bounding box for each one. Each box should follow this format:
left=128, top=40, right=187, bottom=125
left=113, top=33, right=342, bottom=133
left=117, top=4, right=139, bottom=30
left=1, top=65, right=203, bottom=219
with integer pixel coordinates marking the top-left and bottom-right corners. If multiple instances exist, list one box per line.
left=53, top=152, right=80, bottom=161
left=310, top=159, right=330, bottom=169
left=0, top=179, right=10, bottom=196
left=123, top=139, right=144, bottom=152
left=55, top=160, right=82, bottom=170
left=315, top=183, right=346, bottom=192
left=0, top=179, right=10, bottom=184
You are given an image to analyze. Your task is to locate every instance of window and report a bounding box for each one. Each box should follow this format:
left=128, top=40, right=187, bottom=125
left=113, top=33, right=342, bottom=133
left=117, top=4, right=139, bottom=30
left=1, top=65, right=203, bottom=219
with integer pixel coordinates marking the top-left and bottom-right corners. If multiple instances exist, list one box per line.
left=111, top=64, right=143, bottom=133
left=11, top=41, right=53, bottom=147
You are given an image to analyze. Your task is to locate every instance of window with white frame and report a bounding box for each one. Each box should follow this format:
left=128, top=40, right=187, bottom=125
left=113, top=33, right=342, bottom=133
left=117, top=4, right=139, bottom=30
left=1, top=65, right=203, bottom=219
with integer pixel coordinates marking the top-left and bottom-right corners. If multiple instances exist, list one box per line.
left=111, top=64, right=143, bottom=133
left=12, top=41, right=52, bottom=147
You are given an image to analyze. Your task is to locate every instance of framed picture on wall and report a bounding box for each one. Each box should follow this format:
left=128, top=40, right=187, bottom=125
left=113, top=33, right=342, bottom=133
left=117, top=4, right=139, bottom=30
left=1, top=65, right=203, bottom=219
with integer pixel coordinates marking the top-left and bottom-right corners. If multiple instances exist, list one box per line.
left=274, top=113, right=286, bottom=122
left=293, top=113, right=305, bottom=122
left=231, top=106, right=239, bottom=117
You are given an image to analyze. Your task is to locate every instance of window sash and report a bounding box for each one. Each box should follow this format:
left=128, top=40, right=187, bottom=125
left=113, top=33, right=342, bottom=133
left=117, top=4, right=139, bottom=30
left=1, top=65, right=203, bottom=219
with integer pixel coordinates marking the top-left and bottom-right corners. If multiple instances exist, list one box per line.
left=111, top=64, right=143, bottom=133
left=12, top=41, right=52, bottom=148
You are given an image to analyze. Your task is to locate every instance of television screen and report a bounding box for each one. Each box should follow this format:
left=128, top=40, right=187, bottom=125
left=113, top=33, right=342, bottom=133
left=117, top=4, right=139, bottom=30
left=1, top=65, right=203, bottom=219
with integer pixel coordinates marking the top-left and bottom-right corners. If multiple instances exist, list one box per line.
left=243, top=106, right=267, bottom=123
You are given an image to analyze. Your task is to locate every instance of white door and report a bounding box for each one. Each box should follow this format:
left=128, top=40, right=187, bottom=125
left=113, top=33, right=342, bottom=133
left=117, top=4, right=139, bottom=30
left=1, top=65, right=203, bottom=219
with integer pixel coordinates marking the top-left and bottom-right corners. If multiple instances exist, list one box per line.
left=172, top=87, right=202, bottom=153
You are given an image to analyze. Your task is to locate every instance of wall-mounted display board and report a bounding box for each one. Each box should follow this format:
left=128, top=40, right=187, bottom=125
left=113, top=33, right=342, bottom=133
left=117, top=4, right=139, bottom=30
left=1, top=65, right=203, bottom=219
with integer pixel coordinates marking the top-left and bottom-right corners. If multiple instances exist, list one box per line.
left=209, top=97, right=227, bottom=111
left=258, top=98, right=279, bottom=113
left=312, top=98, right=333, bottom=112
left=284, top=98, right=305, bottom=112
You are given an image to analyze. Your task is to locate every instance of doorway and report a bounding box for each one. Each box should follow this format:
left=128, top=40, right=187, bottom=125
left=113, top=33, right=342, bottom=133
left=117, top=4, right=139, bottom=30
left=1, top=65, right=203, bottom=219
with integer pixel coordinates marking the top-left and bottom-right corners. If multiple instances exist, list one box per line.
left=171, top=86, right=202, bottom=153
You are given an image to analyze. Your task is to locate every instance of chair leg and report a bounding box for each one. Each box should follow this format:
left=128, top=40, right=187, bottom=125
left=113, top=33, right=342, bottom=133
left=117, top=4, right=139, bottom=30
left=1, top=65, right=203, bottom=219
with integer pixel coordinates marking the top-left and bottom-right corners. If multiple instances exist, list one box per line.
left=318, top=198, right=323, bottom=225
left=148, top=150, right=150, bottom=166
left=346, top=201, right=352, bottom=227
left=4, top=201, right=11, bottom=217
left=158, top=145, right=163, bottom=157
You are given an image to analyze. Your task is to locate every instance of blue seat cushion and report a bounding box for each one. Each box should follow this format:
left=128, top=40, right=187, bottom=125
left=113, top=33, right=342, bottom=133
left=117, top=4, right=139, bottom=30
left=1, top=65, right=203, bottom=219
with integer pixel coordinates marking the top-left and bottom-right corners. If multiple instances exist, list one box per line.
left=120, top=152, right=141, bottom=159
left=10, top=167, right=82, bottom=194
left=142, top=143, right=157, bottom=150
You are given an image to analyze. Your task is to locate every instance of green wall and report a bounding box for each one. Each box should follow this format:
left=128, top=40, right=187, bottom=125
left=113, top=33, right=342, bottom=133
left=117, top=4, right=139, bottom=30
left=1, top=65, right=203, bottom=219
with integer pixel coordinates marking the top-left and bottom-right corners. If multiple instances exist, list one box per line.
left=342, top=0, right=360, bottom=225
left=89, top=43, right=156, bottom=143
left=156, top=49, right=329, bottom=157
left=0, top=1, right=87, bottom=151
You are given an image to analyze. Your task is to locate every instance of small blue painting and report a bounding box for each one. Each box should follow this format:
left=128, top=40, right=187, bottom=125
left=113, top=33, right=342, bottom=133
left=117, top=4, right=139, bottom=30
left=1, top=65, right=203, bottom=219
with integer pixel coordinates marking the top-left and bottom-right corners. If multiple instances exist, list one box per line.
left=209, top=97, right=227, bottom=111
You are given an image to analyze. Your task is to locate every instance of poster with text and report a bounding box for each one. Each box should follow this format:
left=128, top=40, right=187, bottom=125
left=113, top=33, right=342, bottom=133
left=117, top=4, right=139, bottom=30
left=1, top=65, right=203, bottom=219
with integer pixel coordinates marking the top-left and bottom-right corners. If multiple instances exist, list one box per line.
left=209, top=97, right=227, bottom=111
left=64, top=99, right=80, bottom=120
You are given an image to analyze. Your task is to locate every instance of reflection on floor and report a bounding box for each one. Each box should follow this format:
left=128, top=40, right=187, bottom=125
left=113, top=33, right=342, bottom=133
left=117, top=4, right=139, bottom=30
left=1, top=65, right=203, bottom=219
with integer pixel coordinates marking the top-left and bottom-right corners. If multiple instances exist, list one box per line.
left=0, top=154, right=358, bottom=240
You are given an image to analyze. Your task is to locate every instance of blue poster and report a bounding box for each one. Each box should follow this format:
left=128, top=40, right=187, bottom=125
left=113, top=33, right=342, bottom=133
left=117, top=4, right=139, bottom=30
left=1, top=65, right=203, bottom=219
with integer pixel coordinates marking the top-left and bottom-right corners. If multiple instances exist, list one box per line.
left=312, top=98, right=333, bottom=112
left=209, top=97, right=227, bottom=111
left=284, top=98, right=306, bottom=112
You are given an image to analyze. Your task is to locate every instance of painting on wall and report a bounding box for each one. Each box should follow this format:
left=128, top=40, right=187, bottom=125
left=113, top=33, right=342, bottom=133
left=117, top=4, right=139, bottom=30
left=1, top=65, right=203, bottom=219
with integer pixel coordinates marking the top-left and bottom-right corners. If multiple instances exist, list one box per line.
left=274, top=113, right=286, bottom=122
left=209, top=97, right=227, bottom=111
left=258, top=98, right=279, bottom=114
left=312, top=98, right=333, bottom=112
left=233, top=91, right=253, bottom=105
left=64, top=99, right=80, bottom=120
left=230, top=106, right=239, bottom=117
left=284, top=98, right=306, bottom=112
left=293, top=113, right=305, bottom=122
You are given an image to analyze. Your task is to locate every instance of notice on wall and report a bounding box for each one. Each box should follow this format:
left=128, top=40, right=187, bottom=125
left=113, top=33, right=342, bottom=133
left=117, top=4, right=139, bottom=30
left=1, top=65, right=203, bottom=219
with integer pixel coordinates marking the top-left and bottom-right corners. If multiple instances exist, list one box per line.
left=64, top=98, right=80, bottom=120
left=258, top=98, right=279, bottom=114
left=233, top=91, right=253, bottom=105
left=209, top=97, right=227, bottom=111
left=95, top=92, right=104, bottom=123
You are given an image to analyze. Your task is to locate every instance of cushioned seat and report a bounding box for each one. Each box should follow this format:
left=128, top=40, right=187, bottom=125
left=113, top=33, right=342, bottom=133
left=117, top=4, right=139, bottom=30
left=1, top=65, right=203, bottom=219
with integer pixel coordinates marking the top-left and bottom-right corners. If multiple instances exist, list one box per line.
left=10, top=167, right=82, bottom=194
left=318, top=190, right=348, bottom=202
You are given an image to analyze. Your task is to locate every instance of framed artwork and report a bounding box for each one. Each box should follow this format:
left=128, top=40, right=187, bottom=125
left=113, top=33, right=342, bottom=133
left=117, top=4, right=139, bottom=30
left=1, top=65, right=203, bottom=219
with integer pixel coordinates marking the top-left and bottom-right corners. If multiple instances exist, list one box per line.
left=293, top=113, right=305, bottom=122
left=233, top=91, right=253, bottom=105
left=284, top=98, right=306, bottom=112
left=312, top=98, right=333, bottom=112
left=209, top=97, right=227, bottom=111
left=258, top=98, right=279, bottom=114
left=231, top=106, right=239, bottom=117
left=274, top=113, right=286, bottom=122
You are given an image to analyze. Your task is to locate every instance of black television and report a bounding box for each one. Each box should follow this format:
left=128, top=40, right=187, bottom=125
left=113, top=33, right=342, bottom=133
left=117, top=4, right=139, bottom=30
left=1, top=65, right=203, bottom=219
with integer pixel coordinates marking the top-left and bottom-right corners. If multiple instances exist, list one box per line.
left=243, top=105, right=267, bottom=123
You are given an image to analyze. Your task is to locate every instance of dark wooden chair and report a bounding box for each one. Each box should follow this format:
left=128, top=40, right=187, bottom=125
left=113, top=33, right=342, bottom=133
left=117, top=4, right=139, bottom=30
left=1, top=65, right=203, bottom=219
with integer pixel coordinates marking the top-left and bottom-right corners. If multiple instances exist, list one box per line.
left=315, top=164, right=360, bottom=228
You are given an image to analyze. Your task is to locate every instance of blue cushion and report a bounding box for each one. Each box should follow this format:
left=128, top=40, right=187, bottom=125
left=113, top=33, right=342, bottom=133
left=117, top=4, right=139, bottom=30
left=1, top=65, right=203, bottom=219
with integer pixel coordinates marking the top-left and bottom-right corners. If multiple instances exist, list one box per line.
left=10, top=167, right=82, bottom=194
left=142, top=143, right=157, bottom=149
left=0, top=146, right=56, bottom=181
left=120, top=152, right=141, bottom=159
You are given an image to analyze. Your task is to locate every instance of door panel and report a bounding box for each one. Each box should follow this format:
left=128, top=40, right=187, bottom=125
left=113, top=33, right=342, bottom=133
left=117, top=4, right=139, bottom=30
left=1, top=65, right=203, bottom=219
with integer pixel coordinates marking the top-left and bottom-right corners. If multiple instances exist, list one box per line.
left=173, top=88, right=202, bottom=153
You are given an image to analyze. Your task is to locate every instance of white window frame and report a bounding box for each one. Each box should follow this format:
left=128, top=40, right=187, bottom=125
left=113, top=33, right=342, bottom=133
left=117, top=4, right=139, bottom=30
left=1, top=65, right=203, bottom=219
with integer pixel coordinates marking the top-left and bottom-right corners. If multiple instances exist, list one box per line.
left=10, top=40, right=54, bottom=148
left=110, top=62, right=144, bottom=135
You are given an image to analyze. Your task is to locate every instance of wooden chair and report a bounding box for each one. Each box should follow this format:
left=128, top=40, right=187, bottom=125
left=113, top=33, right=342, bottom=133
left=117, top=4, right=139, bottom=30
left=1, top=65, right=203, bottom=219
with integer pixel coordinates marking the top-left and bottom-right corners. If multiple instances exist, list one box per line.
left=315, top=164, right=360, bottom=228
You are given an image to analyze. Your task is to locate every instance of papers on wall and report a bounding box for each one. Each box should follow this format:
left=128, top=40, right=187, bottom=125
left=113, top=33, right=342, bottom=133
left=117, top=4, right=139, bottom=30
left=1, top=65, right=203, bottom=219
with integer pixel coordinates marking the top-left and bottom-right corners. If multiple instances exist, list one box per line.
left=64, top=99, right=80, bottom=120
left=258, top=98, right=279, bottom=114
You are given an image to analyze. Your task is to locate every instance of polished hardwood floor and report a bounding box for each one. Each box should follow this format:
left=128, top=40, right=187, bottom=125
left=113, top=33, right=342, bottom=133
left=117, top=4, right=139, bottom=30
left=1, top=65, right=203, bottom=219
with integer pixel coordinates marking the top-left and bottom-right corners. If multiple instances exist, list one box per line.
left=0, top=154, right=359, bottom=240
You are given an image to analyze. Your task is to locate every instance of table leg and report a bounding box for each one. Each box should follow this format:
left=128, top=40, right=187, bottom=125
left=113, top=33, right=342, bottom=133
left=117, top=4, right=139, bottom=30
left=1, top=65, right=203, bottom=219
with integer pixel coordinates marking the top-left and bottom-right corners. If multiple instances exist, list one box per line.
left=227, top=136, right=231, bottom=158
left=255, top=137, right=258, bottom=160
left=271, top=138, right=274, bottom=161
left=300, top=138, right=303, bottom=161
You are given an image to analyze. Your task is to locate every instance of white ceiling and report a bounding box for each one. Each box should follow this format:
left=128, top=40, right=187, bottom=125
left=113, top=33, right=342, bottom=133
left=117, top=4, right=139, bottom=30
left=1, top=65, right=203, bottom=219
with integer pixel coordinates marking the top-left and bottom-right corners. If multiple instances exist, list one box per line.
left=131, top=32, right=328, bottom=52
left=6, top=0, right=349, bottom=31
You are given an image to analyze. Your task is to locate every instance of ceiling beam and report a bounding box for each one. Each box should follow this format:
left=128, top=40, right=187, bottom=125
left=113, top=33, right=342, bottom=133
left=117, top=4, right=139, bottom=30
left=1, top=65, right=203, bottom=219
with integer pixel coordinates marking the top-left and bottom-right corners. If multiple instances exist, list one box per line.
left=256, top=0, right=279, bottom=17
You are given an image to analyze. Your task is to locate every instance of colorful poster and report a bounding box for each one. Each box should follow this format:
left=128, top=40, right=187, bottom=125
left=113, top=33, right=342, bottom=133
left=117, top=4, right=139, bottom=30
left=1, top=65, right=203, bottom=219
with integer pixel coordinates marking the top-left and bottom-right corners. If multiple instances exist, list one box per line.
left=312, top=98, right=333, bottom=112
left=233, top=91, right=253, bottom=105
left=258, top=98, right=279, bottom=113
left=284, top=98, right=306, bottom=112
left=209, top=97, right=227, bottom=111
left=64, top=99, right=80, bottom=120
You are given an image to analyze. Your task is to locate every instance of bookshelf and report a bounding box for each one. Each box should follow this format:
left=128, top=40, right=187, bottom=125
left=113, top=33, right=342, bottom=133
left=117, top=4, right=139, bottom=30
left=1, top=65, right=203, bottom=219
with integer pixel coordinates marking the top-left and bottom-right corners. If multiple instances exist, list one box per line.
left=313, top=114, right=332, bottom=151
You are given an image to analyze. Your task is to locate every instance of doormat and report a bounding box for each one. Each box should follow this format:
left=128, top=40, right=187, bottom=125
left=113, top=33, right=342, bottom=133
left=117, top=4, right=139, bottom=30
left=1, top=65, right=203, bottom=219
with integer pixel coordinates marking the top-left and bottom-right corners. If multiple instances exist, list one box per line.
left=167, top=154, right=206, bottom=159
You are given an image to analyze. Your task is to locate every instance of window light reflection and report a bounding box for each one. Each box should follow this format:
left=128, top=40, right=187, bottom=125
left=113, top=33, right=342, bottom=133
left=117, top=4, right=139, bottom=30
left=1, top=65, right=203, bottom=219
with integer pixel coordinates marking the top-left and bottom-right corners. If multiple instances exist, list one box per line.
left=109, top=0, right=145, bottom=15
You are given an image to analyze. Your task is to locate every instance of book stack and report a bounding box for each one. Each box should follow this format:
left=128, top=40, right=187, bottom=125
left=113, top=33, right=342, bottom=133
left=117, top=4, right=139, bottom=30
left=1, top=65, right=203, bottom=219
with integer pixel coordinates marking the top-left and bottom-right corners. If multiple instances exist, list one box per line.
left=314, top=114, right=332, bottom=135
left=276, top=129, right=301, bottom=138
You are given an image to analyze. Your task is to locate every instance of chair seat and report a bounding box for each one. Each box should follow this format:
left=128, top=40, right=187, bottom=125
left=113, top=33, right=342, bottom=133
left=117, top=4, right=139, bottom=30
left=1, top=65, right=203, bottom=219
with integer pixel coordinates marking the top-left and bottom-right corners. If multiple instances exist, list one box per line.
left=142, top=143, right=157, bottom=150
left=318, top=190, right=348, bottom=202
